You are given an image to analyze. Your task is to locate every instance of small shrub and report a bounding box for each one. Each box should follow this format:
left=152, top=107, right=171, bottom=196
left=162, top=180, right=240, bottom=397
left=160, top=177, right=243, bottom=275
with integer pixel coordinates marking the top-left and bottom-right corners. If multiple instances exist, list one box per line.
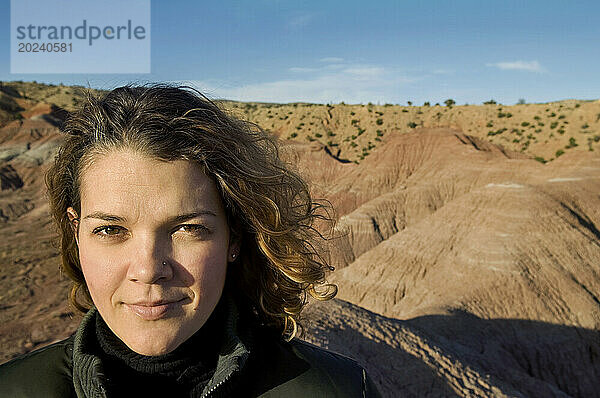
left=566, top=137, right=578, bottom=148
left=376, top=130, right=384, bottom=136
left=444, top=99, right=455, bottom=107
left=423, top=101, right=430, bottom=106
left=550, top=122, right=558, bottom=129
left=290, top=132, right=298, bottom=138
left=407, top=122, right=418, bottom=128
left=315, top=132, right=323, bottom=137
left=376, top=118, right=383, bottom=125
left=484, top=99, right=497, bottom=105
left=534, top=156, right=547, bottom=164
left=487, top=121, right=494, bottom=127
left=521, top=122, right=530, bottom=127
left=556, top=149, right=565, bottom=157
left=487, top=128, right=507, bottom=136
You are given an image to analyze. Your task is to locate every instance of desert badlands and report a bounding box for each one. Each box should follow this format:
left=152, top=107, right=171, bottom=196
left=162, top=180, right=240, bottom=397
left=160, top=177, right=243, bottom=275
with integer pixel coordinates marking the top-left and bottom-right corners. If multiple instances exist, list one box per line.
left=0, top=82, right=599, bottom=397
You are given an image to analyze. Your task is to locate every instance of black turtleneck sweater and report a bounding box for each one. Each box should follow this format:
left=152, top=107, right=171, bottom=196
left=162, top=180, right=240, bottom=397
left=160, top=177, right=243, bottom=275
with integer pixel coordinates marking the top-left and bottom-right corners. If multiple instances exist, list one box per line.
left=94, top=303, right=225, bottom=398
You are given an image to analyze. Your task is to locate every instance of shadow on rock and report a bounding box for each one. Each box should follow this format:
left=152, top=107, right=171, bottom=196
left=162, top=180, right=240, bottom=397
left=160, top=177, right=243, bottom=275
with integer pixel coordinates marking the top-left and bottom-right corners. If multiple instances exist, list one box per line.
left=302, top=299, right=600, bottom=398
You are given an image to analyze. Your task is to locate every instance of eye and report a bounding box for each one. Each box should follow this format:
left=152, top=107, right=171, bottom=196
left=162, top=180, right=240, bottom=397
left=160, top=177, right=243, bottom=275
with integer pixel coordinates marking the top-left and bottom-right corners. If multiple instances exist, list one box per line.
left=175, top=224, right=210, bottom=236
left=92, top=225, right=125, bottom=238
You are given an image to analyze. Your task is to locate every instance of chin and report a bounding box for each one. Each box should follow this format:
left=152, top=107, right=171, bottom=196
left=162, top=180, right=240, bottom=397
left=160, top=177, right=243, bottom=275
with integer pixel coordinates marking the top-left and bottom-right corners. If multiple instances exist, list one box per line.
left=127, top=335, right=181, bottom=356
left=118, top=325, right=185, bottom=356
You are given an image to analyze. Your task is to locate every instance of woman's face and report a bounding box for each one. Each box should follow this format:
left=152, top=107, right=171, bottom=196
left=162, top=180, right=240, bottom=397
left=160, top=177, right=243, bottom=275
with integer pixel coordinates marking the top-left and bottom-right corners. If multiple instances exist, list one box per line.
left=67, top=149, right=239, bottom=356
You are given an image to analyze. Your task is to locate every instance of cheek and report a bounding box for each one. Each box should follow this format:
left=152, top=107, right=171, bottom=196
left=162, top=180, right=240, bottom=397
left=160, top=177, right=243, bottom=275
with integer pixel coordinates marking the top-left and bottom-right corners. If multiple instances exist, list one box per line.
left=78, top=241, right=126, bottom=300
left=176, top=245, right=229, bottom=290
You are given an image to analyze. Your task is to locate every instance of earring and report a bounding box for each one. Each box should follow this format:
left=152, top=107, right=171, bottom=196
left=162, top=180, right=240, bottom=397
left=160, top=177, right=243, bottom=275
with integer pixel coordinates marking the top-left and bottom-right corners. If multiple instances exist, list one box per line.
left=231, top=253, right=237, bottom=259
left=162, top=261, right=168, bottom=266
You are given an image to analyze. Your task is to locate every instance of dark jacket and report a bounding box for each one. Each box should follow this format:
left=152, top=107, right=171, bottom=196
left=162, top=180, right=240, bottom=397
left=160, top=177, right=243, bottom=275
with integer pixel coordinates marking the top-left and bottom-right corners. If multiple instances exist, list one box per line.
left=0, top=296, right=381, bottom=397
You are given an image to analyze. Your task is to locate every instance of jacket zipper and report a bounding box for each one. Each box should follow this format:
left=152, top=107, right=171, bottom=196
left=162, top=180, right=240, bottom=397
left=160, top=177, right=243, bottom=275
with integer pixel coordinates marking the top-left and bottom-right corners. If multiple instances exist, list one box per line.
left=200, top=372, right=234, bottom=398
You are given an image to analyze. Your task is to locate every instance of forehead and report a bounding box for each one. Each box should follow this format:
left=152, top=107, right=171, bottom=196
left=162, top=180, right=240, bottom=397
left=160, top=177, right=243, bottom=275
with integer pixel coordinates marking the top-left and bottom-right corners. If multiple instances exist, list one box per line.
left=78, top=149, right=222, bottom=215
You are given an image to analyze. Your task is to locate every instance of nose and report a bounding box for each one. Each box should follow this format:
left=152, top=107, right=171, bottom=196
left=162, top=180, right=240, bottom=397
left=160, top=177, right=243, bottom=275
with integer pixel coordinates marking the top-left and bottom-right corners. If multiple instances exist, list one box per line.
left=126, top=234, right=173, bottom=284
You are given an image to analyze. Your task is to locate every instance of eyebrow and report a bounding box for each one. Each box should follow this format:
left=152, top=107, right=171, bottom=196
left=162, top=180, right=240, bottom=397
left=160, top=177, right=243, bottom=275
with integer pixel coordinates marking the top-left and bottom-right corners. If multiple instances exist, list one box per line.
left=82, top=211, right=217, bottom=223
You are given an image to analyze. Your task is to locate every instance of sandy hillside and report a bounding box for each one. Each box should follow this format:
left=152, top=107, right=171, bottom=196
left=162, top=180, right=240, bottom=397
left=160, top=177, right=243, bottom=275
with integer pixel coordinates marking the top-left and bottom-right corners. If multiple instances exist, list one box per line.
left=1, top=82, right=599, bottom=397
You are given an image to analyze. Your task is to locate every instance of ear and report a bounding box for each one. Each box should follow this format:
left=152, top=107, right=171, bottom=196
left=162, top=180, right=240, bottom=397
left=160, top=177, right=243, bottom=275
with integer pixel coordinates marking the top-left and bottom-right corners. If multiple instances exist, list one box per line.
left=66, top=207, right=80, bottom=244
left=228, top=227, right=242, bottom=263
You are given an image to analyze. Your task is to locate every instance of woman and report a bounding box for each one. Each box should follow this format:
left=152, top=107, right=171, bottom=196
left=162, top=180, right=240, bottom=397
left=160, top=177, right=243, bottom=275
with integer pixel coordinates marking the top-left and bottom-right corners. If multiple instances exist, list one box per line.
left=0, top=84, right=381, bottom=397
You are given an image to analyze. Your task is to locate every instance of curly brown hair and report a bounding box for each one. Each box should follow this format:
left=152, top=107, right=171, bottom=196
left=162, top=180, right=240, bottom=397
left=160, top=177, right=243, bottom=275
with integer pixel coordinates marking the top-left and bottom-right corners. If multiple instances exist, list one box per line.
left=45, top=83, right=337, bottom=340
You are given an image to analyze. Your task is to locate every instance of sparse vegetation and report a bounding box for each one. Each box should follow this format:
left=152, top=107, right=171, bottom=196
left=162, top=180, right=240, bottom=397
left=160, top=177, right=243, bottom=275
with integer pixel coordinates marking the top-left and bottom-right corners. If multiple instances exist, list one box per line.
left=3, top=81, right=599, bottom=165
left=566, top=137, right=578, bottom=148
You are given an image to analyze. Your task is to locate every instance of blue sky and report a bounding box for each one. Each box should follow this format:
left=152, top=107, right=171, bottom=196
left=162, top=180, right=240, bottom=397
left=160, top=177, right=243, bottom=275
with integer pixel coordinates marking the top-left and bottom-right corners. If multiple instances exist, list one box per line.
left=1, top=0, right=599, bottom=105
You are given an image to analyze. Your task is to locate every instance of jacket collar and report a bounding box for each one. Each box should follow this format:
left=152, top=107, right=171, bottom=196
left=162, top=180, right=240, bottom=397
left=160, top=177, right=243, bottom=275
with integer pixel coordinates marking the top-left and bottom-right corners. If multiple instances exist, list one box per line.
left=72, top=292, right=251, bottom=398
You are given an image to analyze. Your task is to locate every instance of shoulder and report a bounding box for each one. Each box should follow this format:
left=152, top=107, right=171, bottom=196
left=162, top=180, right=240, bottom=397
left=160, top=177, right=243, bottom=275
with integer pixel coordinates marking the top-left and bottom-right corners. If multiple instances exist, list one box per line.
left=0, top=336, right=76, bottom=398
left=248, top=334, right=381, bottom=397
left=288, top=339, right=364, bottom=378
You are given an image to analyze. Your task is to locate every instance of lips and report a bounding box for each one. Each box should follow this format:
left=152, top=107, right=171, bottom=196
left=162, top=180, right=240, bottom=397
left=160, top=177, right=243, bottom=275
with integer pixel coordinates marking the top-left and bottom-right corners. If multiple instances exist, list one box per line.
left=124, top=299, right=185, bottom=321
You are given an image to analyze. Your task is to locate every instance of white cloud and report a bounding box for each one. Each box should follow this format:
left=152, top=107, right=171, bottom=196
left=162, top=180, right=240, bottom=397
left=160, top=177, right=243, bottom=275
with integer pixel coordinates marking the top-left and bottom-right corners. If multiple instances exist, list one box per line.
left=288, top=67, right=318, bottom=73
left=342, top=67, right=385, bottom=77
left=180, top=63, right=416, bottom=104
left=319, top=57, right=344, bottom=63
left=486, top=60, right=544, bottom=72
